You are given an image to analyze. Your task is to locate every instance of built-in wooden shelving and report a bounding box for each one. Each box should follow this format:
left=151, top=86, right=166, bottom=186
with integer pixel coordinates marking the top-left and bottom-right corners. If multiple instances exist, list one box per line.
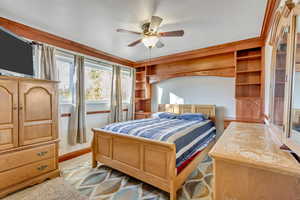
left=236, top=54, right=261, bottom=61
left=235, top=47, right=264, bottom=122
left=235, top=47, right=262, bottom=98
left=236, top=69, right=261, bottom=74
left=135, top=66, right=152, bottom=119
left=236, top=82, right=261, bottom=86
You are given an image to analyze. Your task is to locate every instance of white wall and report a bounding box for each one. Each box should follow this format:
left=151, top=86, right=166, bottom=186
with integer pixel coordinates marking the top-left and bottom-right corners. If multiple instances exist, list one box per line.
left=152, top=76, right=236, bottom=135
left=59, top=103, right=128, bottom=155
left=59, top=104, right=110, bottom=155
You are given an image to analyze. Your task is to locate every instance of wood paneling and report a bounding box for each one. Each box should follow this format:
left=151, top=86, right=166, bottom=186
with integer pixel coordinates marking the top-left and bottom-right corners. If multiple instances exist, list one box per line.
left=0, top=79, right=18, bottom=151
left=134, top=37, right=264, bottom=67
left=0, top=17, right=134, bottom=67
left=153, top=53, right=234, bottom=75
left=147, top=53, right=235, bottom=83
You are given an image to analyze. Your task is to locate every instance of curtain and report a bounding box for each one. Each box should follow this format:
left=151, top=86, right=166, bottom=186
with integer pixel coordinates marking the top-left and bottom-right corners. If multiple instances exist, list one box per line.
left=68, top=55, right=87, bottom=145
left=38, top=44, right=59, bottom=81
left=126, top=67, right=136, bottom=120
left=110, top=65, right=123, bottom=123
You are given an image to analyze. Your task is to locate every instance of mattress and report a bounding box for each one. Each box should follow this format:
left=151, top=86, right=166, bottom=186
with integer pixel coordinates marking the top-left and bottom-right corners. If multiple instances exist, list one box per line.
left=102, top=118, right=216, bottom=167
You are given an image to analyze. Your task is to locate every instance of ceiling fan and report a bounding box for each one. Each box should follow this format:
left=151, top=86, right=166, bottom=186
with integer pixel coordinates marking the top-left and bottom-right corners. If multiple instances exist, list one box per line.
left=116, top=16, right=184, bottom=48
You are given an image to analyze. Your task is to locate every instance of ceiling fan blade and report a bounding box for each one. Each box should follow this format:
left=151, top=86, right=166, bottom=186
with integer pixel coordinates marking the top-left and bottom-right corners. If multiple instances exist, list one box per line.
left=116, top=29, right=141, bottom=35
left=149, top=16, right=163, bottom=32
left=159, top=30, right=184, bottom=37
left=128, top=39, right=142, bottom=47
left=156, top=40, right=164, bottom=48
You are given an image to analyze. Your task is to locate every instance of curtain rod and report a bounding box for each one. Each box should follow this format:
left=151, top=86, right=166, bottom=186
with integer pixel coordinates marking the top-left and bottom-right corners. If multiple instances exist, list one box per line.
left=30, top=40, right=131, bottom=69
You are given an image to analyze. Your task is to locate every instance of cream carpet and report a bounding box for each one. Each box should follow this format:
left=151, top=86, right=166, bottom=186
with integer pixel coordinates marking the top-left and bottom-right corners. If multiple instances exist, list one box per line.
left=3, top=177, right=88, bottom=200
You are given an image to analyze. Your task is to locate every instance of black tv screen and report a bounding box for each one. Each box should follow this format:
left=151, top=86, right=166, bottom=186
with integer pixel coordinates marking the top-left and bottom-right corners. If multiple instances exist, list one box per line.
left=0, top=27, right=33, bottom=76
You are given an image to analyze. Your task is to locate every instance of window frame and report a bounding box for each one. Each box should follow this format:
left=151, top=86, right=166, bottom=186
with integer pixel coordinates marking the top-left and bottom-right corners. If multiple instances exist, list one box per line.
left=56, top=52, right=75, bottom=105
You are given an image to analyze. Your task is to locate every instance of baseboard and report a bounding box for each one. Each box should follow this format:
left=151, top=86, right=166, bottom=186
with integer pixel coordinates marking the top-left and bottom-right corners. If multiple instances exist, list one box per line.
left=59, top=148, right=91, bottom=162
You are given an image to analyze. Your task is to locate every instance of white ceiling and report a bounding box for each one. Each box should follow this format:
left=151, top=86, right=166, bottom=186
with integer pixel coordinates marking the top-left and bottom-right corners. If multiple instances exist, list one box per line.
left=0, top=0, right=267, bottom=62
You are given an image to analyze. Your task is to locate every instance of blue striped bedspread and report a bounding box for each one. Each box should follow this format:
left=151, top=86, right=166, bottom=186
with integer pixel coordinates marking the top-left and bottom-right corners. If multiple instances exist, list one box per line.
left=102, top=118, right=216, bottom=167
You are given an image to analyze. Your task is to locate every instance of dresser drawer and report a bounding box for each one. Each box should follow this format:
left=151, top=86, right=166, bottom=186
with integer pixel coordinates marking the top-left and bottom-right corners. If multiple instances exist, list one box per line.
left=0, top=143, right=56, bottom=172
left=0, top=158, right=56, bottom=190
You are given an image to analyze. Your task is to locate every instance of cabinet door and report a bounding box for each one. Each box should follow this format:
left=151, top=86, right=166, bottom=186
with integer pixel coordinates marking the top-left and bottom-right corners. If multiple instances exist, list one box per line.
left=19, top=81, right=58, bottom=146
left=236, top=98, right=262, bottom=121
left=0, top=79, right=18, bottom=151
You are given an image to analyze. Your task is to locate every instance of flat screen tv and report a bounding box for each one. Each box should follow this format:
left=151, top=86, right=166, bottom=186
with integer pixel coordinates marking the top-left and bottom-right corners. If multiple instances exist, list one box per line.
left=0, top=27, right=33, bottom=76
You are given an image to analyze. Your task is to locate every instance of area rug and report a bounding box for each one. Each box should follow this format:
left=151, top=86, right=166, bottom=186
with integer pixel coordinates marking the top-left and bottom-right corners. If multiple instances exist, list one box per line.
left=3, top=177, right=88, bottom=200
left=61, top=154, right=213, bottom=200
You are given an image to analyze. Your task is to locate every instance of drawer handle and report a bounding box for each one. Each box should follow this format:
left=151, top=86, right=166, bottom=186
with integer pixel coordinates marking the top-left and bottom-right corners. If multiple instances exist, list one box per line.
left=37, top=165, right=48, bottom=171
left=37, top=151, right=48, bottom=156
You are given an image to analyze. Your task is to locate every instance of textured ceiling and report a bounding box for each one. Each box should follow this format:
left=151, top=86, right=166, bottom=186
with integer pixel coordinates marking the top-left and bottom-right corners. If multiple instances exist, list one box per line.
left=0, top=0, right=267, bottom=61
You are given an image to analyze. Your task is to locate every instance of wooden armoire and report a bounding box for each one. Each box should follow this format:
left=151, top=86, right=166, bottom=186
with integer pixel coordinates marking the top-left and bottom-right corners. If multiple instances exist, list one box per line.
left=0, top=76, right=60, bottom=197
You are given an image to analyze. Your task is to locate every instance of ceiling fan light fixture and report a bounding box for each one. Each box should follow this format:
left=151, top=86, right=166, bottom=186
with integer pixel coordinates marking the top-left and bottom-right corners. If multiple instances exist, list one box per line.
left=142, top=35, right=159, bottom=48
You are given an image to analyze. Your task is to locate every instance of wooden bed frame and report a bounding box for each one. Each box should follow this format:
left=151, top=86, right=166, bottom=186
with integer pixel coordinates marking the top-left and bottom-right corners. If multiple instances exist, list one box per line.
left=91, top=104, right=216, bottom=200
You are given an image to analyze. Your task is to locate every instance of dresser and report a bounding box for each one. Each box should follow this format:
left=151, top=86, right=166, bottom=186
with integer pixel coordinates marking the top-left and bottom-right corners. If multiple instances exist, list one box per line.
left=0, top=76, right=59, bottom=197
left=209, top=122, right=300, bottom=200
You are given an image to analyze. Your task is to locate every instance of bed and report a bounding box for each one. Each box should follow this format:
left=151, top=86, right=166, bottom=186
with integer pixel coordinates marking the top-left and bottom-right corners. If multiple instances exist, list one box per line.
left=91, top=104, right=216, bottom=200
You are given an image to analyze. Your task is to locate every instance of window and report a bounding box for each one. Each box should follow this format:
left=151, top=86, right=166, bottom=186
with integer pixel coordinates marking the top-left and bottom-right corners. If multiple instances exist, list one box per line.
left=121, top=69, right=133, bottom=104
left=56, top=54, right=74, bottom=103
left=85, top=61, right=112, bottom=103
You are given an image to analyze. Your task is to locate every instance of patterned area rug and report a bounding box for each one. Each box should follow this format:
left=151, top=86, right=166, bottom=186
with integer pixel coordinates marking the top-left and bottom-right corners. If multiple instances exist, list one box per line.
left=61, top=154, right=213, bottom=200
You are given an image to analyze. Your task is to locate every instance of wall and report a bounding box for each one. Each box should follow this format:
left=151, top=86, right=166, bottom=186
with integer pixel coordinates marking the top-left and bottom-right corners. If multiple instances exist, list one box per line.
left=152, top=76, right=236, bottom=135
left=59, top=104, right=107, bottom=155
left=59, top=103, right=128, bottom=155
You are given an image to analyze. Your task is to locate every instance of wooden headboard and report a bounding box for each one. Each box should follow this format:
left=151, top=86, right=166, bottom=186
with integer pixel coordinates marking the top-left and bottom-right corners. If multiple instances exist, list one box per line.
left=158, top=104, right=216, bottom=119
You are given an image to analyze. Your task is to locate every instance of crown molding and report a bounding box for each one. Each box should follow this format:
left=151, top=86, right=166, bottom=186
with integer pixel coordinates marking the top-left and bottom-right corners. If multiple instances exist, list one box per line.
left=0, top=17, right=135, bottom=67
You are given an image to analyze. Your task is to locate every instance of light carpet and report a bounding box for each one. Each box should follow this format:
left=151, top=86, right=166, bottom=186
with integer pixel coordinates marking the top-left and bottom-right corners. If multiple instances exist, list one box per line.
left=3, top=177, right=88, bottom=200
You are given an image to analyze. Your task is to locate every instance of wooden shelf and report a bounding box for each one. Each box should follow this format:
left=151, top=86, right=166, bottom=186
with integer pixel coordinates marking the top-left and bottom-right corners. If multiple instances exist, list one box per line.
left=236, top=96, right=261, bottom=99
left=136, top=80, right=145, bottom=83
left=236, top=69, right=261, bottom=74
left=136, top=71, right=146, bottom=74
left=236, top=82, right=261, bottom=86
left=237, top=54, right=261, bottom=61
left=135, top=98, right=151, bottom=101
left=135, top=88, right=145, bottom=91
left=135, top=111, right=153, bottom=115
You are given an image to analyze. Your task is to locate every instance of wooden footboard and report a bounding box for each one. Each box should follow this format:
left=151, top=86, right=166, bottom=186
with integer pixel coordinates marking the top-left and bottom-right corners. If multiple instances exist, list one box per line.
left=92, top=129, right=177, bottom=193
